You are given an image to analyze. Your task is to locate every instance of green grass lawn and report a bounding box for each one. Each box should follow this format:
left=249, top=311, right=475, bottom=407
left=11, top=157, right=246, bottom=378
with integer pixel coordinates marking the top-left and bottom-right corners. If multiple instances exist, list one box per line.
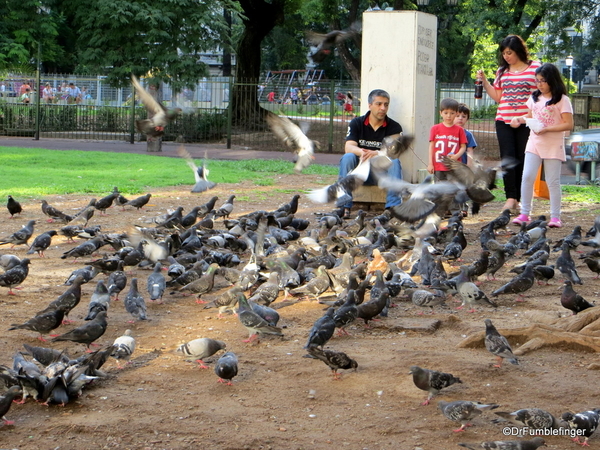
left=0, top=146, right=338, bottom=198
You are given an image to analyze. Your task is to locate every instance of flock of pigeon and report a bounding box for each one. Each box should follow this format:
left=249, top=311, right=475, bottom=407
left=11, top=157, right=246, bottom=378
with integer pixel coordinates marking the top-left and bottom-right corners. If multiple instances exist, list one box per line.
left=1, top=163, right=600, bottom=447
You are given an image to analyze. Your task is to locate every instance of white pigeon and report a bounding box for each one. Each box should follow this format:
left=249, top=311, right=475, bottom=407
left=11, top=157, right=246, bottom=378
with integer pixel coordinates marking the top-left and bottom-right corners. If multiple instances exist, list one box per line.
left=111, top=329, right=136, bottom=369
left=176, top=146, right=216, bottom=193
left=266, top=113, right=319, bottom=173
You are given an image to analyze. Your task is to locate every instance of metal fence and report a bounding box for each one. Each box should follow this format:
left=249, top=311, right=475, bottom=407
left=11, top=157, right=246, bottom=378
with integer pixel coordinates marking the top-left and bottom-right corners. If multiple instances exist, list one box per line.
left=0, top=73, right=522, bottom=157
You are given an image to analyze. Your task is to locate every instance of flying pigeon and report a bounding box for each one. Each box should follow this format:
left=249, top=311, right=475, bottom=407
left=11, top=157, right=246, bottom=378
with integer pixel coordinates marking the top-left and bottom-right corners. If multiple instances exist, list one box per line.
left=438, top=400, right=499, bottom=432
left=484, top=319, right=519, bottom=367
left=131, top=74, right=181, bottom=139
left=176, top=146, right=217, bottom=193
left=305, top=22, right=361, bottom=64
left=266, top=113, right=319, bottom=173
left=214, top=351, right=238, bottom=385
left=409, top=365, right=462, bottom=405
left=306, top=346, right=358, bottom=380
left=111, top=329, right=136, bottom=369
left=176, top=338, right=226, bottom=369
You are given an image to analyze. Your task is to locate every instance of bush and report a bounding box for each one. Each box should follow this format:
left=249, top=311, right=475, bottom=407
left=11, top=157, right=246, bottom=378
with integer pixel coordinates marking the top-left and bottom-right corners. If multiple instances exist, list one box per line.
left=471, top=104, right=498, bottom=119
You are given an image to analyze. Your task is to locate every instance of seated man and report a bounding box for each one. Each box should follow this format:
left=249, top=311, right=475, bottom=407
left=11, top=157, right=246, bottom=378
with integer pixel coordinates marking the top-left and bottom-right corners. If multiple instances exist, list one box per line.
left=339, top=89, right=403, bottom=216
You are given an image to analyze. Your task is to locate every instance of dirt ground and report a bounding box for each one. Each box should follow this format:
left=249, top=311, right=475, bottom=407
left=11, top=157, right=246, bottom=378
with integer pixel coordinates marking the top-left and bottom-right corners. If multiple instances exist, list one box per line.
left=1, top=174, right=600, bottom=450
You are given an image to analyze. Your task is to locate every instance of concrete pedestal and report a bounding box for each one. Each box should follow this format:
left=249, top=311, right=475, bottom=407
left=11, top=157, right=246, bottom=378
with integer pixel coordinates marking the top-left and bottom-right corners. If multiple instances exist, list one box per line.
left=362, top=11, right=437, bottom=183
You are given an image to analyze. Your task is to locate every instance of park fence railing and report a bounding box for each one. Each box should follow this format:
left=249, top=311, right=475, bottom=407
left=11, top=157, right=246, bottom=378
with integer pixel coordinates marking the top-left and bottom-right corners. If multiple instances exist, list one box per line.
left=0, top=73, right=516, bottom=157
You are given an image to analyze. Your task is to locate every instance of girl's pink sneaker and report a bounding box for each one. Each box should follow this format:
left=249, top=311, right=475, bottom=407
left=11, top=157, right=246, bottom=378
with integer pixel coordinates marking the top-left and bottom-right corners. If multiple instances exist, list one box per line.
left=512, top=214, right=530, bottom=226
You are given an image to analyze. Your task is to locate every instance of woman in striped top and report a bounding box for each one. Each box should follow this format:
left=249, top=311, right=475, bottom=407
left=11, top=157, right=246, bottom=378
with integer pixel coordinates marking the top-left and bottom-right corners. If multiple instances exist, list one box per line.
left=476, top=35, right=541, bottom=212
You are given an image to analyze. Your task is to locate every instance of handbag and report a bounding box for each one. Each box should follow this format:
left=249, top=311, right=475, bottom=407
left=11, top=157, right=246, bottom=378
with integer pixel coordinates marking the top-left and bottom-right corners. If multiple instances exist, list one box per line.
left=533, top=164, right=550, bottom=200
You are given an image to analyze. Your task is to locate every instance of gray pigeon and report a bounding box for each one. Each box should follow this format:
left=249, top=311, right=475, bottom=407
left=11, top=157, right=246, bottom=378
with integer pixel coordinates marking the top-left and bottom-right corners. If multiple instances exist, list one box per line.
left=84, top=279, right=111, bottom=320
left=51, top=310, right=108, bottom=349
left=407, top=288, right=446, bottom=312
left=0, top=254, right=21, bottom=271
left=107, top=261, right=127, bottom=300
left=124, top=278, right=147, bottom=321
left=266, top=113, right=318, bottom=173
left=561, top=280, right=594, bottom=315
left=289, top=265, right=330, bottom=299
left=0, top=386, right=22, bottom=425
left=304, top=307, right=336, bottom=350
left=9, top=305, right=68, bottom=341
left=236, top=291, right=283, bottom=343
left=214, top=351, right=238, bottom=385
left=0, top=220, right=36, bottom=247
left=0, top=257, right=30, bottom=294
left=177, top=147, right=217, bottom=193
left=561, top=408, right=600, bottom=446
left=176, top=337, right=226, bottom=368
left=484, top=319, right=519, bottom=367
left=409, top=365, right=462, bottom=405
left=493, top=408, right=561, bottom=429
left=306, top=346, right=358, bottom=380
left=41, top=200, right=73, bottom=223
left=131, top=74, right=181, bottom=139
left=123, top=193, right=152, bottom=210
left=247, top=272, right=280, bottom=306
left=111, top=329, right=136, bottom=369
left=438, top=400, right=499, bottom=432
left=215, top=195, right=236, bottom=219
left=458, top=437, right=546, bottom=450
left=491, top=264, right=535, bottom=302
left=26, top=230, right=58, bottom=257
left=146, top=262, right=166, bottom=303
left=556, top=242, right=583, bottom=285
left=204, top=285, right=243, bottom=318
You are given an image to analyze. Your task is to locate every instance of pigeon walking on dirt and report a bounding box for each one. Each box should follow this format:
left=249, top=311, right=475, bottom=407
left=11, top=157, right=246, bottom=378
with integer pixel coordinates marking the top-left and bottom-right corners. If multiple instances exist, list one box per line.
left=561, top=280, right=594, bottom=315
left=456, top=265, right=496, bottom=312
left=214, top=351, right=238, bottom=385
left=84, top=280, right=111, bottom=321
left=409, top=365, right=462, bottom=405
left=0, top=258, right=31, bottom=295
left=484, top=319, right=519, bottom=367
left=215, top=195, right=236, bottom=219
left=51, top=310, right=108, bottom=349
left=0, top=386, right=22, bottom=425
left=131, top=74, right=181, bottom=139
left=0, top=220, right=36, bottom=247
left=561, top=409, right=600, bottom=446
left=9, top=305, right=68, bottom=341
left=458, top=437, right=546, bottom=450
left=26, top=230, right=57, bottom=257
left=304, top=307, right=336, bottom=350
left=107, top=261, right=127, bottom=300
left=111, top=329, right=136, bottom=369
left=438, top=400, right=499, bottom=432
left=124, top=278, right=147, bottom=321
left=123, top=193, right=152, bottom=211
left=41, top=200, right=73, bottom=223
left=266, top=113, right=318, bottom=173
left=491, top=264, right=535, bottom=302
left=147, top=262, right=166, bottom=303
left=493, top=408, right=562, bottom=429
left=7, top=195, right=22, bottom=218
left=42, top=275, right=85, bottom=322
left=557, top=242, right=583, bottom=285
left=176, top=338, right=226, bottom=369
left=236, top=291, right=283, bottom=343
left=306, top=346, right=358, bottom=380
left=484, top=209, right=511, bottom=234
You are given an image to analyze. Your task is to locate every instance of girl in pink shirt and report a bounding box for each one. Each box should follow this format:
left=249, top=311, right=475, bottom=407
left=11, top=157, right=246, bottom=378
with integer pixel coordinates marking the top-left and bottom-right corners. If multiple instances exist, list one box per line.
left=510, top=63, right=573, bottom=229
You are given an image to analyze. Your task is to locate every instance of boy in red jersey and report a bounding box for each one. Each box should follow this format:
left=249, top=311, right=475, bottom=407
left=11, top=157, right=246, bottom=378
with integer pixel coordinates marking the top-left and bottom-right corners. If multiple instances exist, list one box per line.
left=427, top=98, right=467, bottom=180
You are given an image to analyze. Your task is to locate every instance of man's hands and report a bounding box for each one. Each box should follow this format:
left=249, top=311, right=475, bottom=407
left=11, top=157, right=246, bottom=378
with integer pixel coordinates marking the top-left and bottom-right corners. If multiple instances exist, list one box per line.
left=360, top=149, right=380, bottom=161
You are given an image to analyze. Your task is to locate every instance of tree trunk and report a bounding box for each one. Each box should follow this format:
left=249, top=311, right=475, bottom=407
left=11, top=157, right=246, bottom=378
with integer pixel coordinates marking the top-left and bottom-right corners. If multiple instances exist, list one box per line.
left=231, top=0, right=285, bottom=128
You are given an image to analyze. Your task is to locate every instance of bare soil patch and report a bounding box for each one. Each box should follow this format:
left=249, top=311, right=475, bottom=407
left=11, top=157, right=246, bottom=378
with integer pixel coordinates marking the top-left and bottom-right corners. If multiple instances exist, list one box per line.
left=0, top=174, right=599, bottom=450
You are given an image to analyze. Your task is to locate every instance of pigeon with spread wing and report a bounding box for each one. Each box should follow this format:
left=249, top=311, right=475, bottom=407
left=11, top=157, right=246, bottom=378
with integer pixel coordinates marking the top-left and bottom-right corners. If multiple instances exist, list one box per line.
left=131, top=74, right=181, bottom=140
left=266, top=113, right=319, bottom=173
left=176, top=146, right=216, bottom=193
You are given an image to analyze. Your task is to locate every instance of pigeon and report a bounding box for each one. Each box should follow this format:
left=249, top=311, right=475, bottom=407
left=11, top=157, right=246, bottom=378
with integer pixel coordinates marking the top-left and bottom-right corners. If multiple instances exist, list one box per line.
left=22, top=343, right=69, bottom=366
left=378, top=176, right=461, bottom=223
left=94, top=190, right=119, bottom=214
left=442, top=157, right=496, bottom=204
left=458, top=437, right=547, bottom=450
left=306, top=346, right=358, bottom=380
left=561, top=408, right=600, bottom=446
left=0, top=257, right=30, bottom=294
left=61, top=236, right=106, bottom=261
left=379, top=134, right=415, bottom=160
left=266, top=113, right=318, bottom=173
left=214, top=351, right=238, bottom=385
left=236, top=291, right=283, bottom=343
left=147, top=262, right=166, bottom=303
left=0, top=220, right=36, bottom=247
left=305, top=22, right=361, bottom=64
left=484, top=319, right=519, bottom=367
left=9, top=306, right=68, bottom=341
left=41, top=275, right=85, bottom=321
left=557, top=242, right=583, bottom=285
left=40, top=200, right=73, bottom=223
left=124, top=278, right=147, bottom=321
left=6, top=195, right=22, bottom=218
left=248, top=300, right=280, bottom=326
left=84, top=280, right=111, bottom=321
left=306, top=172, right=366, bottom=207
left=51, top=310, right=108, bottom=349
left=304, top=307, right=336, bottom=350
left=247, top=272, right=280, bottom=306
left=110, top=329, right=136, bottom=369
left=131, top=74, right=181, bottom=139
left=491, top=264, right=535, bottom=302
left=409, top=365, right=462, bottom=405
left=438, top=400, right=500, bottom=432
left=0, top=254, right=21, bottom=272
left=456, top=265, right=497, bottom=312
left=553, top=225, right=582, bottom=252
left=289, top=265, right=330, bottom=299
left=332, top=290, right=358, bottom=335
left=407, top=288, right=446, bottom=312
left=204, top=285, right=243, bottom=318
left=123, top=193, right=152, bottom=210
left=561, top=280, right=594, bottom=315
left=215, top=195, right=236, bottom=219
left=484, top=209, right=512, bottom=233
left=274, top=194, right=301, bottom=215
left=0, top=386, right=22, bottom=425
left=177, top=147, right=216, bottom=193
left=69, top=198, right=96, bottom=225
left=493, top=408, right=561, bottom=430
left=443, top=233, right=464, bottom=261
left=107, top=261, right=127, bottom=299
left=180, top=262, right=219, bottom=302
left=198, top=196, right=219, bottom=217
left=26, top=230, right=57, bottom=257
left=176, top=338, right=226, bottom=369
left=357, top=291, right=389, bottom=325
left=582, top=216, right=600, bottom=248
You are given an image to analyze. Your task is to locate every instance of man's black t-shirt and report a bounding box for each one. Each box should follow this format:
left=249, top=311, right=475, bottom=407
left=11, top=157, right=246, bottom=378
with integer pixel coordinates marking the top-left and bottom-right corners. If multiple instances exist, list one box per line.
left=345, top=111, right=403, bottom=150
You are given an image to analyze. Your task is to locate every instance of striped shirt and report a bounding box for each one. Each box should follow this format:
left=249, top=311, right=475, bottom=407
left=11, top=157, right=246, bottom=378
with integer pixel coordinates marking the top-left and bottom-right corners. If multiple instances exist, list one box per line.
left=493, top=60, right=541, bottom=123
